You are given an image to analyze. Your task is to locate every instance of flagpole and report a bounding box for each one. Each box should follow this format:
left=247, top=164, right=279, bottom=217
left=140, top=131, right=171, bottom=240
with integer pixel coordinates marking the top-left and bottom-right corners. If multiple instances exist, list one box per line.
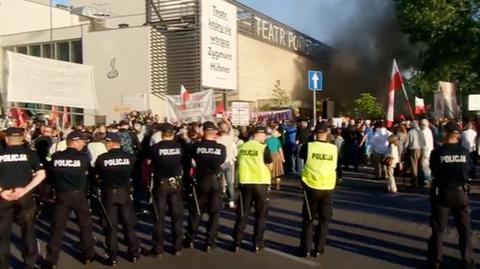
left=400, top=82, right=416, bottom=120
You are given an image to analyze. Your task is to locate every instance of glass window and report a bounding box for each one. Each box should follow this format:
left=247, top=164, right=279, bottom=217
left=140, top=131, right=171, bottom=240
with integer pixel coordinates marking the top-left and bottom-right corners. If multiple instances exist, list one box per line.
left=16, top=47, right=27, bottom=54
left=42, top=44, right=54, bottom=58
left=29, top=45, right=41, bottom=57
left=56, top=42, right=70, bottom=61
left=71, top=40, right=82, bottom=63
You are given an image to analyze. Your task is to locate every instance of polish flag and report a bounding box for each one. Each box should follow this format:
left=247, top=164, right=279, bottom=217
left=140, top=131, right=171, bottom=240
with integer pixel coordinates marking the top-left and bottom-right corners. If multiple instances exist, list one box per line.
left=386, top=59, right=404, bottom=128
left=180, top=85, right=191, bottom=109
left=49, top=106, right=58, bottom=127
left=415, top=97, right=425, bottom=114
left=62, top=106, right=69, bottom=129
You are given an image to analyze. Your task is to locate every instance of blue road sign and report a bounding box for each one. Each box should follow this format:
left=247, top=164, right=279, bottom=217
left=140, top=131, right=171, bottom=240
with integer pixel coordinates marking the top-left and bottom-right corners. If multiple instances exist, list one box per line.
left=308, top=70, right=323, bottom=91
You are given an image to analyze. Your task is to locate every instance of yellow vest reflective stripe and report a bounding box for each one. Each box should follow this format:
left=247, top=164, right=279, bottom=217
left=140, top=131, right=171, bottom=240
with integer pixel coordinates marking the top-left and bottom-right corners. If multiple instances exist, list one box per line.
left=237, top=140, right=271, bottom=184
left=302, top=141, right=338, bottom=190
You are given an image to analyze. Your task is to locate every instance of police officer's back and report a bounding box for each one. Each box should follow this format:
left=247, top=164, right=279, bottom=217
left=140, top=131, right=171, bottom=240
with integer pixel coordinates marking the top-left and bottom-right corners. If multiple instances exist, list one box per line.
left=427, top=121, right=475, bottom=269
left=185, top=121, right=226, bottom=252
left=95, top=133, right=140, bottom=266
left=298, top=122, right=337, bottom=258
left=44, top=131, right=98, bottom=268
left=148, top=123, right=185, bottom=257
left=0, top=127, right=46, bottom=269
left=232, top=125, right=273, bottom=253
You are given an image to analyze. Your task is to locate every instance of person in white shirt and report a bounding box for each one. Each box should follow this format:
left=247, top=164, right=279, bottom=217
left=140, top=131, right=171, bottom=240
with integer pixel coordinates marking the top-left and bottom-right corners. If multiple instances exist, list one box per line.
left=370, top=121, right=391, bottom=180
left=420, top=119, right=434, bottom=184
left=461, top=122, right=477, bottom=178
left=216, top=118, right=237, bottom=209
left=87, top=131, right=108, bottom=167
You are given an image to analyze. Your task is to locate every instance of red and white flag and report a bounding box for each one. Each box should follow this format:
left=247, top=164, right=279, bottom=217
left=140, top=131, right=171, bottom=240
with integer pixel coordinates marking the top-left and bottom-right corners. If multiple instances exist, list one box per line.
left=49, top=106, right=58, bottom=127
left=62, top=106, right=69, bottom=129
left=180, top=85, right=191, bottom=109
left=386, top=59, right=407, bottom=128
left=415, top=97, right=425, bottom=114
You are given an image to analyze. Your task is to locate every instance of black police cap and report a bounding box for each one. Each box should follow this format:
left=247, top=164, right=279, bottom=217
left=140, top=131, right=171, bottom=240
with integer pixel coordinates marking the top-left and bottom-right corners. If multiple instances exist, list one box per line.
left=104, top=132, right=122, bottom=143
left=314, top=121, right=329, bottom=133
left=203, top=121, right=217, bottom=131
left=254, top=126, right=267, bottom=134
left=5, top=127, right=24, bottom=137
left=66, top=131, right=91, bottom=142
left=161, top=123, right=175, bottom=133
left=444, top=121, right=460, bottom=134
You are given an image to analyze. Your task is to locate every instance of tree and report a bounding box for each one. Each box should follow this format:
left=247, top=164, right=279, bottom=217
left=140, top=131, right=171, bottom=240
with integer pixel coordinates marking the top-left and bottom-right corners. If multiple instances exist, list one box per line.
left=353, top=93, right=385, bottom=119
left=271, top=80, right=293, bottom=108
left=395, top=0, right=480, bottom=95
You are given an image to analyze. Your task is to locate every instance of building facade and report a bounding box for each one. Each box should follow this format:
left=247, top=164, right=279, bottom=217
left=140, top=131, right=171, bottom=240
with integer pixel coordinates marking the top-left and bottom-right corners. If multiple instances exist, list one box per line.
left=0, top=0, right=332, bottom=124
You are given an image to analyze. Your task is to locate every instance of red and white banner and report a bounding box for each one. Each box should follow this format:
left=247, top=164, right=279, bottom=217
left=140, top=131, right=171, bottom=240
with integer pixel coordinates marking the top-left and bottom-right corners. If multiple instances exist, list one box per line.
left=180, top=85, right=191, bottom=110
left=415, top=97, right=425, bottom=114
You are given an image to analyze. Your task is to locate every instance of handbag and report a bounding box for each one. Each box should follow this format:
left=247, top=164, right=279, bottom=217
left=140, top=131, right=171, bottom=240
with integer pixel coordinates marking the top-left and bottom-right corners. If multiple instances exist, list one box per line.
left=383, top=156, right=394, bottom=167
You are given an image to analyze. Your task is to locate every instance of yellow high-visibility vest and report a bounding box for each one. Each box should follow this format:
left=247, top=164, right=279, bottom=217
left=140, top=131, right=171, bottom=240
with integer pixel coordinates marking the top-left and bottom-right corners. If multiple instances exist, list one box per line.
left=302, top=141, right=338, bottom=190
left=237, top=140, right=271, bottom=184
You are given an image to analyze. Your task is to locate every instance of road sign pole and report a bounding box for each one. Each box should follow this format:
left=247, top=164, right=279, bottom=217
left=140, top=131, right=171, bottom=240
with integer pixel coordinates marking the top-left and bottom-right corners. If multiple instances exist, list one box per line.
left=313, top=89, right=316, bottom=127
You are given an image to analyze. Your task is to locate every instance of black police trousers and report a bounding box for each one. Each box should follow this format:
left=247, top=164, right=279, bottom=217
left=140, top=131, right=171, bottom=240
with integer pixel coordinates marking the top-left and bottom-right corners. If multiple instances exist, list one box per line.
left=45, top=191, right=96, bottom=265
left=102, top=188, right=140, bottom=259
left=233, top=184, right=269, bottom=248
left=0, top=195, right=37, bottom=269
left=152, top=183, right=184, bottom=253
left=428, top=187, right=473, bottom=264
left=299, top=186, right=333, bottom=255
left=186, top=176, right=222, bottom=246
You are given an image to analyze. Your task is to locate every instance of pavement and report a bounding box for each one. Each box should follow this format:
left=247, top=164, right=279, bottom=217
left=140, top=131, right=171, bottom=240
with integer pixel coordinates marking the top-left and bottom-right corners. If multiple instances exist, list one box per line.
left=7, top=167, right=480, bottom=269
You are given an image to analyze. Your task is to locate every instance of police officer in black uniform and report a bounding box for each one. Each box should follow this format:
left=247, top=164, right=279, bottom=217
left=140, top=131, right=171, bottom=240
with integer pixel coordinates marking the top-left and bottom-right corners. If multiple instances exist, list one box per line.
left=427, top=121, right=475, bottom=269
left=0, top=127, right=46, bottom=269
left=148, top=123, right=184, bottom=257
left=95, top=133, right=140, bottom=266
left=184, top=121, right=226, bottom=252
left=44, top=131, right=99, bottom=269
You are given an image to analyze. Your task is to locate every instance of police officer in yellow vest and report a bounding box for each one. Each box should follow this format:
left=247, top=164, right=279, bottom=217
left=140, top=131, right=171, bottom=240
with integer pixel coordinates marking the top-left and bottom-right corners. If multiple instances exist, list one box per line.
left=299, top=121, right=337, bottom=257
left=232, top=126, right=273, bottom=253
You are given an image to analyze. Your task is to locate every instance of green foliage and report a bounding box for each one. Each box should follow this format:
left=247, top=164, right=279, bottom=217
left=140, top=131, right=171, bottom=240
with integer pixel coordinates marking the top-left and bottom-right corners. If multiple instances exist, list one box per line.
left=395, top=0, right=480, bottom=94
left=353, top=93, right=385, bottom=119
left=271, top=80, right=294, bottom=108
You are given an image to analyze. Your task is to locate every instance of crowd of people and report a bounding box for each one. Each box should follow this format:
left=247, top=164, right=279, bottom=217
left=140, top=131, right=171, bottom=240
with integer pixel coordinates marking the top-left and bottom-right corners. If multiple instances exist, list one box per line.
left=0, top=111, right=478, bottom=269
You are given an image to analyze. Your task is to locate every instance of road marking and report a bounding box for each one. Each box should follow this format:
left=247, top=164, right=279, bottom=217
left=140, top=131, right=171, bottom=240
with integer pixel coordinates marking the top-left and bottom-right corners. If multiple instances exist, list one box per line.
left=264, top=248, right=320, bottom=267
left=216, top=234, right=319, bottom=267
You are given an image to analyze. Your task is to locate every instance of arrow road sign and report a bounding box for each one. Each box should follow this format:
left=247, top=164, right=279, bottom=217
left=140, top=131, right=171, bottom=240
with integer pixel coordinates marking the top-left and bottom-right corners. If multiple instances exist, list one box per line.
left=308, top=70, right=323, bottom=91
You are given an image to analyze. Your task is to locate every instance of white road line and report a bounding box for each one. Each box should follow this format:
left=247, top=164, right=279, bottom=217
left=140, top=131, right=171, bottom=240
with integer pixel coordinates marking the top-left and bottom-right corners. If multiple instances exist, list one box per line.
left=264, top=248, right=320, bottom=267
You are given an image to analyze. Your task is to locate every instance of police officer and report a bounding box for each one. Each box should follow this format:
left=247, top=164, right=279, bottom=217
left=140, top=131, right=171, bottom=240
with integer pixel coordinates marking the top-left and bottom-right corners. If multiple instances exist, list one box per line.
left=44, top=131, right=99, bottom=269
left=298, top=121, right=337, bottom=257
left=184, top=121, right=226, bottom=252
left=148, top=123, right=184, bottom=257
left=232, top=126, right=273, bottom=253
left=427, top=121, right=475, bottom=269
left=0, top=127, right=46, bottom=269
left=95, top=133, right=140, bottom=266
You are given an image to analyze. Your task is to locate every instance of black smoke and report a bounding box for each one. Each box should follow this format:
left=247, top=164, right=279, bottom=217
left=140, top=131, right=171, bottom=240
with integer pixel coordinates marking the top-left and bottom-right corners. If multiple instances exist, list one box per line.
left=311, top=0, right=419, bottom=114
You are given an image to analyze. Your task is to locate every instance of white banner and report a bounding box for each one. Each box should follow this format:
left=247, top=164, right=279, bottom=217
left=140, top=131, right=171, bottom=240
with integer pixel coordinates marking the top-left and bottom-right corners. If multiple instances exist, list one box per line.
left=7, top=51, right=97, bottom=109
left=438, top=81, right=460, bottom=119
left=468, top=94, right=480, bottom=111
left=201, top=0, right=237, bottom=90
left=166, top=90, right=214, bottom=123
left=231, top=102, right=250, bottom=126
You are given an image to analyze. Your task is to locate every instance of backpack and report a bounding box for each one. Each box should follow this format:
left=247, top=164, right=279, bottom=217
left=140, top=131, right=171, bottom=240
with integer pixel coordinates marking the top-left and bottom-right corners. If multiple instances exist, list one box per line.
left=119, top=131, right=134, bottom=155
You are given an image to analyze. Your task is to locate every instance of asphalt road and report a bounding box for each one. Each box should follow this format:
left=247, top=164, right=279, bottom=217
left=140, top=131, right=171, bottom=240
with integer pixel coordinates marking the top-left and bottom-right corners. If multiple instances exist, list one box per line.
left=7, top=167, right=480, bottom=269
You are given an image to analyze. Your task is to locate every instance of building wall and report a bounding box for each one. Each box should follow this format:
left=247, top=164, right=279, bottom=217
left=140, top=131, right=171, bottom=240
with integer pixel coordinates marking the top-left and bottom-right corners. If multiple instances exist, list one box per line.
left=83, top=26, right=151, bottom=123
left=0, top=0, right=82, bottom=36
left=236, top=34, right=326, bottom=109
